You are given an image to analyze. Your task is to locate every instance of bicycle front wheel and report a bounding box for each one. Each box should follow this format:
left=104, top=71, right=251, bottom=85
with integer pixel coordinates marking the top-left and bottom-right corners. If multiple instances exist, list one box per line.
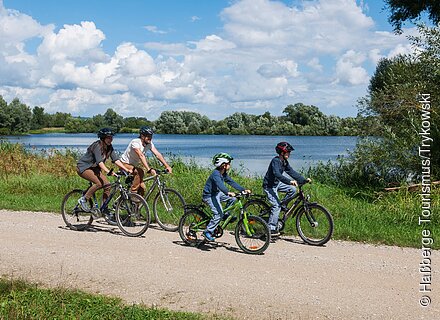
left=153, top=188, right=185, bottom=232
left=115, top=193, right=150, bottom=237
left=178, top=209, right=208, bottom=246
left=235, top=215, right=270, bottom=254
left=61, top=189, right=93, bottom=231
left=296, top=204, right=333, bottom=246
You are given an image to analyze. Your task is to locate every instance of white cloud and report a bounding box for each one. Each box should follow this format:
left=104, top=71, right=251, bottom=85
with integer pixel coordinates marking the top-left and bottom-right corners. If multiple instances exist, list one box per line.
left=0, top=0, right=421, bottom=119
left=335, top=50, right=369, bottom=85
left=144, top=25, right=167, bottom=34
left=37, top=21, right=106, bottom=62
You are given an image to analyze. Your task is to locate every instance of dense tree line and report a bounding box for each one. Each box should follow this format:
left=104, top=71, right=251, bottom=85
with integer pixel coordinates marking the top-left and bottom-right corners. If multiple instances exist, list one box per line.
left=0, top=96, right=378, bottom=136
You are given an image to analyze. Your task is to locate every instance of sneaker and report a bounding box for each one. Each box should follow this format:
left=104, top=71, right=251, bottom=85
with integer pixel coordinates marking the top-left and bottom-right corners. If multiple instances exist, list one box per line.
left=77, top=196, right=90, bottom=212
left=203, top=230, right=215, bottom=241
left=270, top=229, right=280, bottom=237
left=103, top=210, right=116, bottom=223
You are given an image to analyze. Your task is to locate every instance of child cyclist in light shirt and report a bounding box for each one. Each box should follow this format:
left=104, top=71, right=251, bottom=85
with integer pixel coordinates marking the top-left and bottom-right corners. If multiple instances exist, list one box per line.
left=120, top=126, right=172, bottom=196
left=202, top=153, right=251, bottom=241
left=263, top=142, right=311, bottom=236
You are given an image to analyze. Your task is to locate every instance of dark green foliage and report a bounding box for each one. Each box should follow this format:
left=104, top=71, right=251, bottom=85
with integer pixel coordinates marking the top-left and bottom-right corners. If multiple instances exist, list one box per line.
left=0, top=96, right=375, bottom=137
left=385, top=0, right=440, bottom=32
left=0, top=97, right=32, bottom=134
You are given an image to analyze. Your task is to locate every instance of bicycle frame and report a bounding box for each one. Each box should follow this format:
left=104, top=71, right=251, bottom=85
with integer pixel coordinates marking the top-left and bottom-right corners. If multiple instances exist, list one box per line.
left=142, top=170, right=169, bottom=201
left=86, top=175, right=130, bottom=216
left=199, top=194, right=254, bottom=236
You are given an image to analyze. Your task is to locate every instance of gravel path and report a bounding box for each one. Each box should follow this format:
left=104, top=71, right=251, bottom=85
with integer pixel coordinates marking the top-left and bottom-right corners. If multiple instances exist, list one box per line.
left=0, top=210, right=438, bottom=319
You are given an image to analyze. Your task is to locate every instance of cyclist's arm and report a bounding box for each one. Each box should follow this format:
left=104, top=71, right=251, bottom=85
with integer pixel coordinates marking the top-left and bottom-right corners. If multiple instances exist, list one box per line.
left=285, top=165, right=307, bottom=185
left=98, top=161, right=113, bottom=175
left=224, top=174, right=245, bottom=193
left=133, top=147, right=153, bottom=174
left=114, top=159, right=133, bottom=174
left=150, top=145, right=173, bottom=173
left=271, top=158, right=293, bottom=185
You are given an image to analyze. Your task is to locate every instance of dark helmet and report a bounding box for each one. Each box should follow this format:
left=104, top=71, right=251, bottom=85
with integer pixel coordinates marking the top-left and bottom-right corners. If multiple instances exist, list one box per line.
left=140, top=126, right=154, bottom=136
left=275, top=142, right=294, bottom=154
left=97, top=128, right=115, bottom=139
left=212, top=152, right=234, bottom=168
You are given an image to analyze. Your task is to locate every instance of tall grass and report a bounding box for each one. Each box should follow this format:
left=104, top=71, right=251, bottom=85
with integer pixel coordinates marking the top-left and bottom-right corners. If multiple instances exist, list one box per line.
left=0, top=141, right=438, bottom=248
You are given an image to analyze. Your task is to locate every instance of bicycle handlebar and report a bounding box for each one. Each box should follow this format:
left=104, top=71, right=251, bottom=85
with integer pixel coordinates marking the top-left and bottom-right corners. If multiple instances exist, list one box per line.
left=234, top=191, right=252, bottom=199
left=150, top=168, right=170, bottom=175
left=298, top=179, right=312, bottom=189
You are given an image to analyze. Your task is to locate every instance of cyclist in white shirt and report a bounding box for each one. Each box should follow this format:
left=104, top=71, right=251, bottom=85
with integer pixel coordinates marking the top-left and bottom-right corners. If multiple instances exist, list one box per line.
left=120, top=126, right=172, bottom=196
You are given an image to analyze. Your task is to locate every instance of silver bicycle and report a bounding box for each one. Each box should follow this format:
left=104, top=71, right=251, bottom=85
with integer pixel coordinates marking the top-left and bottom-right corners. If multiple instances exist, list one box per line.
left=143, top=169, right=185, bottom=232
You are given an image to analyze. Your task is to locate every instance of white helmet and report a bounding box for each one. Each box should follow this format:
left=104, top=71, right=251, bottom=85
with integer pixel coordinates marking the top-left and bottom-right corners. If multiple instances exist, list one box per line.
left=212, top=152, right=233, bottom=168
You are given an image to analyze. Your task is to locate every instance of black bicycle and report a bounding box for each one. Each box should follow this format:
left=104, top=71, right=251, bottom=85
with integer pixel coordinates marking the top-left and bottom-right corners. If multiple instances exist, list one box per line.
left=243, top=182, right=333, bottom=246
left=61, top=169, right=150, bottom=237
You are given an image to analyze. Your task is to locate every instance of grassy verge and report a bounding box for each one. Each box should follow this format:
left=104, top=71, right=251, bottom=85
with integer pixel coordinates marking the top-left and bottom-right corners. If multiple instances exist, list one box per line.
left=0, top=141, right=438, bottom=249
left=28, top=127, right=66, bottom=134
left=0, top=278, right=228, bottom=320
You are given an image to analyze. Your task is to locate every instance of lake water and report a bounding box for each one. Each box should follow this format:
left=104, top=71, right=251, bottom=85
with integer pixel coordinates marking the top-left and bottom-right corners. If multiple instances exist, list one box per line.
left=1, top=133, right=357, bottom=176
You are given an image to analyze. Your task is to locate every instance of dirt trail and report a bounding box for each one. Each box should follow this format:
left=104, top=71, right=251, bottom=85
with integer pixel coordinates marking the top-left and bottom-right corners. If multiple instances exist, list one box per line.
left=0, top=210, right=438, bottom=319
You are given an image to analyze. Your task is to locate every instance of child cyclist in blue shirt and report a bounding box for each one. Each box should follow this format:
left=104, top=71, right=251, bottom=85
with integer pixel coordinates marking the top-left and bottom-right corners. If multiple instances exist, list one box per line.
left=263, top=142, right=311, bottom=236
left=203, top=152, right=251, bottom=241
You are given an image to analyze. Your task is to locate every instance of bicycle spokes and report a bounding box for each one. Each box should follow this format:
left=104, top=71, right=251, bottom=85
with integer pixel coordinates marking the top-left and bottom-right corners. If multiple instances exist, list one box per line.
left=235, top=216, right=270, bottom=254
left=296, top=204, right=333, bottom=246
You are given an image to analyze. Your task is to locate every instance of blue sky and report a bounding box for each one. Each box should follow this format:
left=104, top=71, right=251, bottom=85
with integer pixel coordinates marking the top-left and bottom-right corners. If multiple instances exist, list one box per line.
left=0, top=0, right=424, bottom=120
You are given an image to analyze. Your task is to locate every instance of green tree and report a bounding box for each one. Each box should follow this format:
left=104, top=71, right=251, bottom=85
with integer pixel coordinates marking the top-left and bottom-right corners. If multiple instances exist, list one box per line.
left=155, top=111, right=186, bottom=134
left=64, top=118, right=84, bottom=133
left=0, top=96, right=11, bottom=134
left=47, top=112, right=72, bottom=127
left=31, top=106, right=47, bottom=130
left=103, top=108, right=124, bottom=132
left=283, top=103, right=326, bottom=126
left=332, top=24, right=440, bottom=187
left=4, top=98, right=32, bottom=134
left=385, top=0, right=440, bottom=32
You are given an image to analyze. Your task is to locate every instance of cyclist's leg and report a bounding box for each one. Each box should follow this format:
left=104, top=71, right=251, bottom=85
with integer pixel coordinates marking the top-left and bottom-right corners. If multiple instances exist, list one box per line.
left=203, top=194, right=223, bottom=235
left=219, top=192, right=237, bottom=208
left=263, top=186, right=281, bottom=232
left=277, top=182, right=296, bottom=205
left=124, top=163, right=145, bottom=196
left=78, top=167, right=109, bottom=201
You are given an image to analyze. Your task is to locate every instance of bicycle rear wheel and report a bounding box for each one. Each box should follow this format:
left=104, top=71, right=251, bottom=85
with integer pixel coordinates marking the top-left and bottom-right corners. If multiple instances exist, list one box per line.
left=235, top=215, right=270, bottom=254
left=296, top=204, right=333, bottom=246
left=61, top=189, right=93, bottom=231
left=115, top=193, right=150, bottom=237
left=153, top=188, right=185, bottom=232
left=178, top=209, right=208, bottom=246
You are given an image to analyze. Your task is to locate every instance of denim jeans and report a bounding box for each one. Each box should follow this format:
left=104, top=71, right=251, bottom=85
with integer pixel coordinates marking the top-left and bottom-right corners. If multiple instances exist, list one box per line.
left=203, top=192, right=237, bottom=233
left=263, top=182, right=296, bottom=231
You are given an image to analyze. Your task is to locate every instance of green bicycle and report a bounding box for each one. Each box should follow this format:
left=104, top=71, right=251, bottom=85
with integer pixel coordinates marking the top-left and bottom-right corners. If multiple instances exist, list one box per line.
left=178, top=192, right=271, bottom=254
